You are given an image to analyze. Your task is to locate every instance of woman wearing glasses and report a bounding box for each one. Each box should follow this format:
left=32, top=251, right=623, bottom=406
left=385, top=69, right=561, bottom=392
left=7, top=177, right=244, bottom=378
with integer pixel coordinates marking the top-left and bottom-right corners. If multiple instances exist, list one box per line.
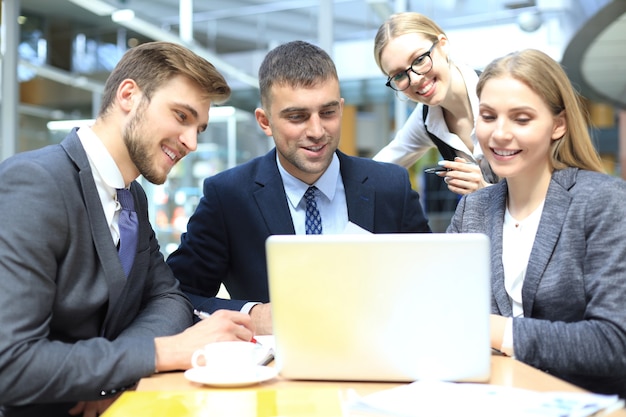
left=373, top=12, right=496, bottom=195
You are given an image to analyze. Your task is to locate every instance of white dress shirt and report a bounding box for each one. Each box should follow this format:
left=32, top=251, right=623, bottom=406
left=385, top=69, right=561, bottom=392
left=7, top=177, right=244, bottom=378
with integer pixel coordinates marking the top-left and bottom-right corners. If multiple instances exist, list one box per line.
left=76, top=126, right=127, bottom=245
left=500, top=200, right=544, bottom=356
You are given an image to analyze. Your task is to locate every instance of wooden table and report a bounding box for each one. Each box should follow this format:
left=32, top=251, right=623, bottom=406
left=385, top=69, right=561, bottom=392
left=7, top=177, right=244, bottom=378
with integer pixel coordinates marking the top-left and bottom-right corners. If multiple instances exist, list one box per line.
left=103, top=356, right=626, bottom=416
left=138, top=355, right=577, bottom=393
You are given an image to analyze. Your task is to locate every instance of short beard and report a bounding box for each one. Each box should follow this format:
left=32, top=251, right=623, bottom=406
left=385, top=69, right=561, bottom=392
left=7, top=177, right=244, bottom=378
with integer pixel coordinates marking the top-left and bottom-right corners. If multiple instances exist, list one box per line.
left=123, top=101, right=167, bottom=185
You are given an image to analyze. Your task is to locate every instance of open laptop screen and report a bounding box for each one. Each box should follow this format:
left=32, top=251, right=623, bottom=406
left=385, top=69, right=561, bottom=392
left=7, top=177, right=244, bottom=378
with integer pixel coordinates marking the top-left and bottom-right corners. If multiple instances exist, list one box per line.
left=266, top=233, right=491, bottom=382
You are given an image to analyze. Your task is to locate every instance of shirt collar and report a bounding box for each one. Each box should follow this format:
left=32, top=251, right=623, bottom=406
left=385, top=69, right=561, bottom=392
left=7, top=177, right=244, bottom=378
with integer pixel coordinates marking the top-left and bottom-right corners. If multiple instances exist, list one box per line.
left=277, top=151, right=340, bottom=208
left=76, top=126, right=127, bottom=191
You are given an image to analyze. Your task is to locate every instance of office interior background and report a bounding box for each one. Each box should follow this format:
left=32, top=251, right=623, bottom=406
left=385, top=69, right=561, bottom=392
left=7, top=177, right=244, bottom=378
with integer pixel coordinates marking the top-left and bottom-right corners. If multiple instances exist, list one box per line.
left=2, top=0, right=626, bottom=243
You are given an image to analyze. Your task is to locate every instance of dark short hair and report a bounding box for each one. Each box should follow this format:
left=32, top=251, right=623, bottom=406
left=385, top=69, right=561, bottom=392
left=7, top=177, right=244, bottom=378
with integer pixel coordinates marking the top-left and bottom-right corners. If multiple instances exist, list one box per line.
left=258, top=40, right=337, bottom=109
left=99, top=41, right=231, bottom=116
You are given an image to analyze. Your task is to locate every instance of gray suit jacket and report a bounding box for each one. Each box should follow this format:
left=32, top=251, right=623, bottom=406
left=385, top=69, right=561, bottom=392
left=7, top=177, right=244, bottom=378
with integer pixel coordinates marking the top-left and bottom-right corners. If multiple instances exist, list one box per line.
left=0, top=131, right=192, bottom=416
left=448, top=167, right=626, bottom=397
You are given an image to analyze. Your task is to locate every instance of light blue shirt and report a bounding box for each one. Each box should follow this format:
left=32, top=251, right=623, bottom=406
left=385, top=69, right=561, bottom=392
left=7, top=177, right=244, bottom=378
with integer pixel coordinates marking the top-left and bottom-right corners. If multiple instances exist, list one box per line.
left=243, top=152, right=350, bottom=314
left=276, top=152, right=348, bottom=235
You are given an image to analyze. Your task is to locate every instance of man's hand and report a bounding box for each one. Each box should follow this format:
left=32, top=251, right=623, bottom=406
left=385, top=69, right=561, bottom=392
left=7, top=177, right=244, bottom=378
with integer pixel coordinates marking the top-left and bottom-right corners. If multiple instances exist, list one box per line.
left=250, top=303, right=273, bottom=335
left=154, top=309, right=254, bottom=372
left=68, top=394, right=121, bottom=417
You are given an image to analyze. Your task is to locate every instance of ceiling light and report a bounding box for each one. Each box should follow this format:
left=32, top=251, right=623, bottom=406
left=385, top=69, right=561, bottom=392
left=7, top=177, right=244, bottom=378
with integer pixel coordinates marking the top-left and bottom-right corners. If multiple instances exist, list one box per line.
left=70, top=1, right=259, bottom=88
left=518, top=10, right=543, bottom=32
left=111, top=9, right=136, bottom=23
left=46, top=119, right=95, bottom=131
left=67, top=0, right=117, bottom=16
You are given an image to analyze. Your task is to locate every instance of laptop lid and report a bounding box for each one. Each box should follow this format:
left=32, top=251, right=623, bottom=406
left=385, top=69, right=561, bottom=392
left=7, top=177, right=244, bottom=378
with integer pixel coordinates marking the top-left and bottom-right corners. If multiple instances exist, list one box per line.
left=266, top=233, right=491, bottom=382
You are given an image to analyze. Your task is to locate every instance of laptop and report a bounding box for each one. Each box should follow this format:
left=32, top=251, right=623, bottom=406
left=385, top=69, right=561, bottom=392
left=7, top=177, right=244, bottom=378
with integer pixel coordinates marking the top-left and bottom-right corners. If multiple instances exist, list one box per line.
left=265, top=233, right=491, bottom=382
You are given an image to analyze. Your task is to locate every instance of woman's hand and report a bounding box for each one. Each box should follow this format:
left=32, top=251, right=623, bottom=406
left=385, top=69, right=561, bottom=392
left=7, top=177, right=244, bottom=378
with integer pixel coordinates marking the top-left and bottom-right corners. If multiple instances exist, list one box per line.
left=438, top=157, right=489, bottom=195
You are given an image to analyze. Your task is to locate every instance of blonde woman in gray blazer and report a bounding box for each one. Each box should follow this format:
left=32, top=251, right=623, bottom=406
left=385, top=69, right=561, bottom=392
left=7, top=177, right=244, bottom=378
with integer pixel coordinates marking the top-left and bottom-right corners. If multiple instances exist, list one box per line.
left=448, top=49, right=626, bottom=398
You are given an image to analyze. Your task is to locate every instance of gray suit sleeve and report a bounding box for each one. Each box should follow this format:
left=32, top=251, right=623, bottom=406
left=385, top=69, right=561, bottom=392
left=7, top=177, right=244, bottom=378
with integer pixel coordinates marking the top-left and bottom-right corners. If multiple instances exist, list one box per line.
left=514, top=176, right=626, bottom=378
left=0, top=156, right=191, bottom=405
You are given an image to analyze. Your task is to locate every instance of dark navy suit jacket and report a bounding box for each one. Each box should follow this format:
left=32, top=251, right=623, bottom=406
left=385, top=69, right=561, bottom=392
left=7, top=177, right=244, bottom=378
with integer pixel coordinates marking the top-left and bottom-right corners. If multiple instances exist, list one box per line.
left=167, top=149, right=431, bottom=312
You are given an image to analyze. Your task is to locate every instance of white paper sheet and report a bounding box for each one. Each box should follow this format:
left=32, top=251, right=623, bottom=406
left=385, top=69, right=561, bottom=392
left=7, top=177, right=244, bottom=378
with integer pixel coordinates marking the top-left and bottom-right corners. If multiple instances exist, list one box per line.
left=344, top=381, right=624, bottom=417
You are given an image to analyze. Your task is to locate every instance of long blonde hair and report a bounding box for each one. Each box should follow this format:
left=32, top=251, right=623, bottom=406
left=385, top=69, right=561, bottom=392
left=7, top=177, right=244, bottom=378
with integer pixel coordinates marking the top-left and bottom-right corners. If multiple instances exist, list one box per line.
left=477, top=49, right=604, bottom=173
left=373, top=12, right=445, bottom=75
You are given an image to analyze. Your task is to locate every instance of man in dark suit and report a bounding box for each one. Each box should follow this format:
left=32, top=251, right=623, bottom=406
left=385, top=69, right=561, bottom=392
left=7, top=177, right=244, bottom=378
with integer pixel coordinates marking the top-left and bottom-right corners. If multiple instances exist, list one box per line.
left=167, top=40, right=431, bottom=335
left=0, top=42, right=254, bottom=417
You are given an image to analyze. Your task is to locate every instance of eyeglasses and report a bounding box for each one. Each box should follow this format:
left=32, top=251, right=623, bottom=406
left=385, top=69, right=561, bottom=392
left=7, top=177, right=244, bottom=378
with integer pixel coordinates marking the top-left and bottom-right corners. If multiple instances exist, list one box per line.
left=385, top=40, right=439, bottom=91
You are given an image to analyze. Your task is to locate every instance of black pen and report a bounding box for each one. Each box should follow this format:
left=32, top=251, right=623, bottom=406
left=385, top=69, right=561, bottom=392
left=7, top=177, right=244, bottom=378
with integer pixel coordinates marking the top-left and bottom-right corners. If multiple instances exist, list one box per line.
left=193, top=309, right=261, bottom=345
left=424, top=166, right=450, bottom=174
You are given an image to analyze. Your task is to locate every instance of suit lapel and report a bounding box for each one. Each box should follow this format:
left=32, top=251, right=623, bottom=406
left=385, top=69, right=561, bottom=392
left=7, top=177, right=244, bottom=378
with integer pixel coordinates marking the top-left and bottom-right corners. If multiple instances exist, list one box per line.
left=521, top=169, right=574, bottom=316
left=488, top=182, right=512, bottom=316
left=338, top=152, right=375, bottom=232
left=61, top=133, right=127, bottom=333
left=253, top=150, right=296, bottom=235
left=252, top=150, right=377, bottom=234
left=344, top=178, right=375, bottom=231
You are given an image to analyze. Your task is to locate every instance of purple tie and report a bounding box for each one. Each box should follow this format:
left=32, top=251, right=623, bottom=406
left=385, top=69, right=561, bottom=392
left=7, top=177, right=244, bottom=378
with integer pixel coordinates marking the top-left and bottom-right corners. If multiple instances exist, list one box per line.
left=304, top=186, right=322, bottom=235
left=116, top=188, right=138, bottom=276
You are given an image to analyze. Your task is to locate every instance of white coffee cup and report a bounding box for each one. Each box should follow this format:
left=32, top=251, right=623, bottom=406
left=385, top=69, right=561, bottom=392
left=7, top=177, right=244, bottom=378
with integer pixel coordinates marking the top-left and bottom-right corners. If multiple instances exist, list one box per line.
left=191, top=341, right=262, bottom=369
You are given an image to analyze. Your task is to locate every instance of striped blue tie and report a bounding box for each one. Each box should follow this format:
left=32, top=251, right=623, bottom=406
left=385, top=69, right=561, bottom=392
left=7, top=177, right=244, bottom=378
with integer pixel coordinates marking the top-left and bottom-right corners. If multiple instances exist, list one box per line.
left=304, top=186, right=322, bottom=235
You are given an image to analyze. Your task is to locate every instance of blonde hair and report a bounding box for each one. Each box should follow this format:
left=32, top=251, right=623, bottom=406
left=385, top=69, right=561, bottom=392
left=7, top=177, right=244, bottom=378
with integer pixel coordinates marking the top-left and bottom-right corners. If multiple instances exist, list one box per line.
left=373, top=12, right=446, bottom=75
left=477, top=49, right=604, bottom=173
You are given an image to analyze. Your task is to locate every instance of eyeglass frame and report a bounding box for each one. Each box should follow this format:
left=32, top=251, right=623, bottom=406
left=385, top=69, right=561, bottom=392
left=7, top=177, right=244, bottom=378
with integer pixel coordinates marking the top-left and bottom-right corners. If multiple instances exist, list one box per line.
left=385, top=40, right=440, bottom=91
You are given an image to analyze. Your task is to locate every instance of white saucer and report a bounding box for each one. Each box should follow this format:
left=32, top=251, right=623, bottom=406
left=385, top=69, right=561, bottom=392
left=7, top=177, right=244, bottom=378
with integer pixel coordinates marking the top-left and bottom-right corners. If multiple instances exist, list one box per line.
left=184, top=365, right=279, bottom=387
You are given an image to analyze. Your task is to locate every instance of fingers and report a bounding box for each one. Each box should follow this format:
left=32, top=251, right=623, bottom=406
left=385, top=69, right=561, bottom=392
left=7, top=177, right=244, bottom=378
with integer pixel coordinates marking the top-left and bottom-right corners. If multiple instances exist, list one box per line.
left=195, top=309, right=255, bottom=342
left=443, top=174, right=481, bottom=194
left=438, top=157, right=478, bottom=174
left=438, top=159, right=483, bottom=195
left=68, top=402, right=85, bottom=416
left=446, top=180, right=474, bottom=195
left=68, top=399, right=115, bottom=417
left=156, top=310, right=258, bottom=371
left=210, top=309, right=255, bottom=332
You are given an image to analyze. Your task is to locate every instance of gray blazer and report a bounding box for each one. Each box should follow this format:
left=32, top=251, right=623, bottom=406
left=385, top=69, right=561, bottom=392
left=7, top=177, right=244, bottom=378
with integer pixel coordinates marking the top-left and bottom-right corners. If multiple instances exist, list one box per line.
left=0, top=131, right=192, bottom=416
left=448, top=167, right=626, bottom=397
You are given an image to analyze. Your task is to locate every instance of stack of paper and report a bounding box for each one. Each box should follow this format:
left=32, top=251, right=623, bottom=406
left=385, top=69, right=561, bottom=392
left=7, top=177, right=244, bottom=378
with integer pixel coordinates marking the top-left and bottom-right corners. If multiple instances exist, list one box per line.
left=344, top=381, right=624, bottom=417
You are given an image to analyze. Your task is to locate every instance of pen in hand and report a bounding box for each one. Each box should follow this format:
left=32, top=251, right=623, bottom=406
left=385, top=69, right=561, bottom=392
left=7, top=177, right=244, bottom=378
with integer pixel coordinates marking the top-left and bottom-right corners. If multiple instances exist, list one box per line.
left=193, top=309, right=211, bottom=320
left=424, top=166, right=450, bottom=174
left=193, top=309, right=261, bottom=345
left=425, top=160, right=477, bottom=174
